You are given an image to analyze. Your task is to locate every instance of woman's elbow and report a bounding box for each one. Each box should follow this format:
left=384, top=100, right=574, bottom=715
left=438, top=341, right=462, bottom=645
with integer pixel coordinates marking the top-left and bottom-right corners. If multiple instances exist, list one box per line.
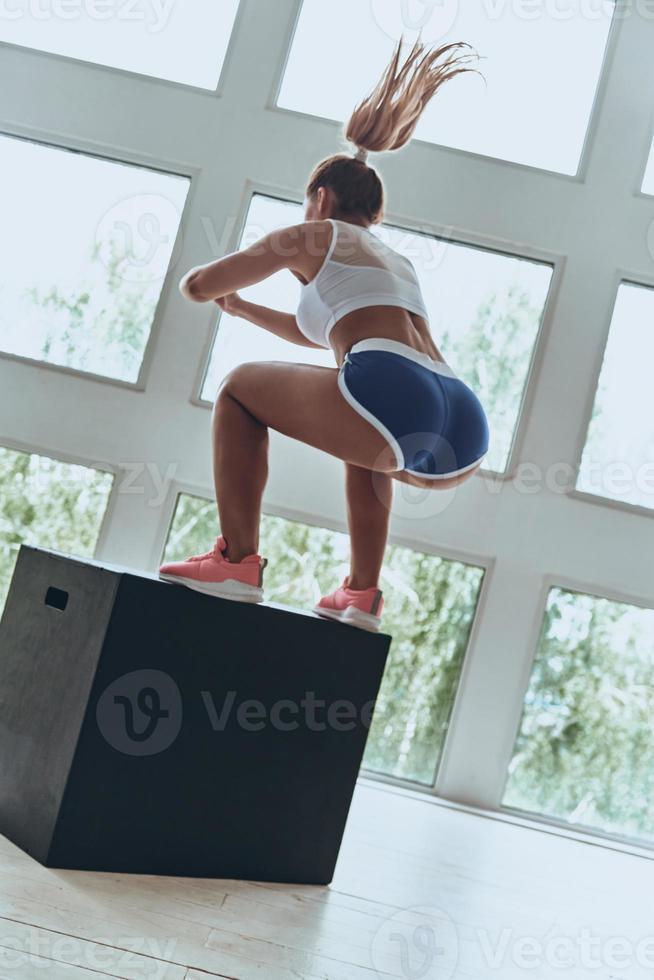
left=179, top=269, right=209, bottom=303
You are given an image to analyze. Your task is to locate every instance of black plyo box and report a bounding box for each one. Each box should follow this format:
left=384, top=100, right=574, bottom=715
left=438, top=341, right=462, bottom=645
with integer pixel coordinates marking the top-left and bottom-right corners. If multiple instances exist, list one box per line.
left=0, top=545, right=390, bottom=883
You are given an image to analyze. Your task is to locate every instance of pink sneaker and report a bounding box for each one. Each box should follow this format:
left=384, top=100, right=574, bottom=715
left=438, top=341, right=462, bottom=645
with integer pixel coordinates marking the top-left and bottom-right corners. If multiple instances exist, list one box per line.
left=314, top=576, right=384, bottom=632
left=159, top=535, right=266, bottom=603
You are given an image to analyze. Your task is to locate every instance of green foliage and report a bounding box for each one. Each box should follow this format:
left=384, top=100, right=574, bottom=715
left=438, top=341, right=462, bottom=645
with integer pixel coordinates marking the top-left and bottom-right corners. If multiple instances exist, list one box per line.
left=25, top=240, right=157, bottom=382
left=504, top=587, right=654, bottom=841
left=165, top=494, right=484, bottom=784
left=0, top=446, right=114, bottom=612
left=442, top=284, right=542, bottom=471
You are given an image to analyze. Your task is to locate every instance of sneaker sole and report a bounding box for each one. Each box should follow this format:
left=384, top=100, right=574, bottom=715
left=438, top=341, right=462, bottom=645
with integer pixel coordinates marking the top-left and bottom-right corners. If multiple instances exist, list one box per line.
left=313, top=604, right=381, bottom=632
left=159, top=573, right=263, bottom=603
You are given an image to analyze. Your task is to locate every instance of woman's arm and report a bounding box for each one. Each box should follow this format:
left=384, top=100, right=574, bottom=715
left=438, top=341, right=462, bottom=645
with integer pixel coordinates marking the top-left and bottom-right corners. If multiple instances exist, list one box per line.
left=217, top=293, right=324, bottom=349
left=180, top=224, right=307, bottom=303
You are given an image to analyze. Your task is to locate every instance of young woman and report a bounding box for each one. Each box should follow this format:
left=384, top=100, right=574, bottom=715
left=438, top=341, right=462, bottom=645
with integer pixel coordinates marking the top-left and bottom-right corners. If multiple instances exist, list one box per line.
left=160, top=37, right=489, bottom=632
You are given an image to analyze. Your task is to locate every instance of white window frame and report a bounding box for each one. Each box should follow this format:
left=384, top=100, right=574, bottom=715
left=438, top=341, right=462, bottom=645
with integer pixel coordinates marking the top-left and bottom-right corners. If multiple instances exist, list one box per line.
left=2, top=0, right=654, bottom=850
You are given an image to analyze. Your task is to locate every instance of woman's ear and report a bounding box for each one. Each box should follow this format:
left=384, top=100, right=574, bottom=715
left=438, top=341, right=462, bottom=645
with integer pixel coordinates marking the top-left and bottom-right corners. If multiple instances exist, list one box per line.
left=316, top=185, right=336, bottom=219
left=315, top=186, right=327, bottom=217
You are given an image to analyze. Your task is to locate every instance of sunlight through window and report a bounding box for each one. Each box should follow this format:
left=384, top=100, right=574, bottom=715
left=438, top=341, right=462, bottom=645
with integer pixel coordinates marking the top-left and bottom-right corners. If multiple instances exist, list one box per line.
left=0, top=0, right=241, bottom=89
left=0, top=134, right=189, bottom=383
left=504, top=586, right=654, bottom=844
left=0, top=445, right=113, bottom=614
left=278, top=0, right=615, bottom=174
left=577, top=282, right=654, bottom=510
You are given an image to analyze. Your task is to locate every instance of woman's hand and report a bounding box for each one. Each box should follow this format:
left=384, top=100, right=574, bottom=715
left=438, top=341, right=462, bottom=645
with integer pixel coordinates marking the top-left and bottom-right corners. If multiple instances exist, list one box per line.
left=215, top=292, right=244, bottom=316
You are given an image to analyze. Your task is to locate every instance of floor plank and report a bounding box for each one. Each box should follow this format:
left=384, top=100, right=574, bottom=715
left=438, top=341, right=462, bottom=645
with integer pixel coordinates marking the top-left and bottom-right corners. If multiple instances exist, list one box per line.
left=0, top=918, right=186, bottom=979
left=0, top=783, right=651, bottom=979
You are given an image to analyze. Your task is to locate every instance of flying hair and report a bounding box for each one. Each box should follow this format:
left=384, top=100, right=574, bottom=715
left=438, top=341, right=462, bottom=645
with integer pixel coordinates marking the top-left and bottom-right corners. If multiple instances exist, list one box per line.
left=306, top=35, right=481, bottom=224
left=346, top=35, right=482, bottom=157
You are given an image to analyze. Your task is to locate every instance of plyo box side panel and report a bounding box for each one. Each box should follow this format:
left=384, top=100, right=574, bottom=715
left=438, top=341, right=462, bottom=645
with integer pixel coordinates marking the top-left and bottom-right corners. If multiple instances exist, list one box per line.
left=0, top=546, right=119, bottom=860
left=50, top=574, right=390, bottom=882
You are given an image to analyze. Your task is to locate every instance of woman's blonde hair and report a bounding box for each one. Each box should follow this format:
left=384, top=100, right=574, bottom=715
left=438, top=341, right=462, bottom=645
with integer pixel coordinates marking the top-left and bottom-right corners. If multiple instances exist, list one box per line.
left=306, top=36, right=480, bottom=224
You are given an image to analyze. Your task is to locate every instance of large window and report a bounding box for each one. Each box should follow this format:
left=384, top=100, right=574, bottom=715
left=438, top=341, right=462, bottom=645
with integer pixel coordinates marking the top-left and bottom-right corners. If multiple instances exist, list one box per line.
left=278, top=0, right=615, bottom=174
left=202, top=193, right=553, bottom=473
left=504, top=586, right=654, bottom=844
left=577, top=282, right=654, bottom=510
left=0, top=445, right=113, bottom=614
left=0, top=135, right=189, bottom=383
left=164, top=493, right=484, bottom=785
left=0, top=0, right=241, bottom=89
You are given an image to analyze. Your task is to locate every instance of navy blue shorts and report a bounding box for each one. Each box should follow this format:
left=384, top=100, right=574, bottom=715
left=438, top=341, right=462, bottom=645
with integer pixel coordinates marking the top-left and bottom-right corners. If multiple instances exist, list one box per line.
left=337, top=338, right=489, bottom=479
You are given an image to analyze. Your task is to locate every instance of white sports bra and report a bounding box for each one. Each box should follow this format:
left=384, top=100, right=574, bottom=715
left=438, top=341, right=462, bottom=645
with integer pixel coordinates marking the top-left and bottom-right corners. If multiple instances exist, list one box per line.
left=296, top=218, right=430, bottom=348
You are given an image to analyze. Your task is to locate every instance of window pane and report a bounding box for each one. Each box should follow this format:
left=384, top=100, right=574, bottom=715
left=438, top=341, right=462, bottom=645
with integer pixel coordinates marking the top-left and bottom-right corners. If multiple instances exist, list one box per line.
left=278, top=0, right=614, bottom=174
left=0, top=135, right=189, bottom=382
left=643, top=140, right=654, bottom=196
left=504, top=587, right=654, bottom=844
left=202, top=194, right=552, bottom=473
left=0, top=445, right=113, bottom=614
left=164, top=494, right=484, bottom=785
left=0, top=0, right=240, bottom=89
left=577, top=283, right=654, bottom=509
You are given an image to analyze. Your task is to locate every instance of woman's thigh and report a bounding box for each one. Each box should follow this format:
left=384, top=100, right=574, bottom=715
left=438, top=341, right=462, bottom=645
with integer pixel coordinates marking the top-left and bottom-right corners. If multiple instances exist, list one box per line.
left=217, top=361, right=399, bottom=472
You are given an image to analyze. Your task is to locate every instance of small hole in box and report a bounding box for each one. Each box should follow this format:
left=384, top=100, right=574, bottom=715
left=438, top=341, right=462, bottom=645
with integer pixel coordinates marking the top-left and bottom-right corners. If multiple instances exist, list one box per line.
left=45, top=587, right=69, bottom=611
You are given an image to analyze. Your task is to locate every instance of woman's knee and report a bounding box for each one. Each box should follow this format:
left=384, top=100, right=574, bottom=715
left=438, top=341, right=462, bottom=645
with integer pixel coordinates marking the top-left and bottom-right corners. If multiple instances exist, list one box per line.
left=217, top=363, right=255, bottom=400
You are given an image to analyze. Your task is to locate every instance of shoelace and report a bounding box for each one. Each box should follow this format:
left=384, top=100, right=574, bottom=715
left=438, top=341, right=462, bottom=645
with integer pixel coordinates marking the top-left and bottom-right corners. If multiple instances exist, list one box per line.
left=185, top=547, right=221, bottom=563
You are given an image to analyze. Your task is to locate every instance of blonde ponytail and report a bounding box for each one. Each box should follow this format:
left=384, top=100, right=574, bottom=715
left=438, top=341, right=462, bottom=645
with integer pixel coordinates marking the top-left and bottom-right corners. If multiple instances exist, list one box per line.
left=346, top=36, right=481, bottom=156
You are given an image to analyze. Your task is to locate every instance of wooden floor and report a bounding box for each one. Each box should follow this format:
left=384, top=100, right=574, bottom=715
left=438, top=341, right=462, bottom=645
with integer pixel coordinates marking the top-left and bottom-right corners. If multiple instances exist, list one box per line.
left=0, top=781, right=651, bottom=980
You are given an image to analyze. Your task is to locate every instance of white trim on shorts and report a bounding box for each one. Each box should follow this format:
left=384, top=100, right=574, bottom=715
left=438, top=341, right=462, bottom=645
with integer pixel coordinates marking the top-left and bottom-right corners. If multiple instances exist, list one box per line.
left=348, top=337, right=458, bottom=379
left=404, top=453, right=487, bottom=480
